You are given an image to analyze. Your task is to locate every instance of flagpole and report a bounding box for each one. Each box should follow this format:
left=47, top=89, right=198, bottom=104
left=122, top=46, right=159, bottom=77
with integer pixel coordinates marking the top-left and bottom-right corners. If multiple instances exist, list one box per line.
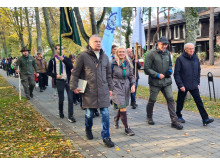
left=18, top=66, right=21, bottom=101
left=135, top=42, right=138, bottom=79
left=60, top=8, right=62, bottom=57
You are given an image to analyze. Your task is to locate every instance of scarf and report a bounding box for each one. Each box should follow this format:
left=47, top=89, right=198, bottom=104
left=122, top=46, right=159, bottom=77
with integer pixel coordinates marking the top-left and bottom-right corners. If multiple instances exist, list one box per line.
left=120, top=60, right=127, bottom=79
left=55, top=55, right=65, bottom=75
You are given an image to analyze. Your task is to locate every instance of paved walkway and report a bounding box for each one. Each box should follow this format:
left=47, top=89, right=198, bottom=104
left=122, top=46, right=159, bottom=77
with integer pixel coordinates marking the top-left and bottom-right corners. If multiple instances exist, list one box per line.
left=1, top=69, right=220, bottom=158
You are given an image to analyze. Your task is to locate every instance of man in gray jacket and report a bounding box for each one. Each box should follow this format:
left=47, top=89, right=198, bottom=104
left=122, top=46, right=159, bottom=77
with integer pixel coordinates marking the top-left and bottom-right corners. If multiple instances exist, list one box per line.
left=70, top=34, right=115, bottom=147
left=144, top=36, right=183, bottom=130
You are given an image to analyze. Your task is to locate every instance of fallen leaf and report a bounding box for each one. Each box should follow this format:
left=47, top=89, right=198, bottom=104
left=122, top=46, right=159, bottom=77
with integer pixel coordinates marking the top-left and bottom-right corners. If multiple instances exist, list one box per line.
left=116, top=147, right=119, bottom=151
left=210, top=143, right=215, bottom=145
left=184, top=133, right=189, bottom=136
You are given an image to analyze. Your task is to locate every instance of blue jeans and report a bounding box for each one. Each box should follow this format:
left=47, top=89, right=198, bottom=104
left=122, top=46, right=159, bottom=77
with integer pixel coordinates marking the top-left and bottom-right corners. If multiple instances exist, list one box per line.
left=85, top=108, right=110, bottom=139
left=131, top=79, right=138, bottom=103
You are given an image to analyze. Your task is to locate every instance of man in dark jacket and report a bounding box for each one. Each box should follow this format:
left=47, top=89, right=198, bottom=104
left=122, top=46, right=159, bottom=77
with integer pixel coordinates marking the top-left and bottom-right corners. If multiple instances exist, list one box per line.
left=127, top=48, right=141, bottom=109
left=16, top=47, right=39, bottom=100
left=144, top=36, right=183, bottom=130
left=174, top=43, right=214, bottom=126
left=47, top=44, right=75, bottom=123
left=70, top=34, right=115, bottom=148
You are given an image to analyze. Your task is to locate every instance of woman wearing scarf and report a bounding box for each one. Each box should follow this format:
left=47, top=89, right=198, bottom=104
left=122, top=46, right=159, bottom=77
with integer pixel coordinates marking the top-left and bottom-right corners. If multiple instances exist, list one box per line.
left=111, top=48, right=136, bottom=136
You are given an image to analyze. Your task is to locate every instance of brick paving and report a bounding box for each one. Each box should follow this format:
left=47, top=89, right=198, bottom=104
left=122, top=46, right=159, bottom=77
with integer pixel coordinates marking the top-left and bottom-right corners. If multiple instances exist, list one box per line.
left=1, top=69, right=220, bottom=158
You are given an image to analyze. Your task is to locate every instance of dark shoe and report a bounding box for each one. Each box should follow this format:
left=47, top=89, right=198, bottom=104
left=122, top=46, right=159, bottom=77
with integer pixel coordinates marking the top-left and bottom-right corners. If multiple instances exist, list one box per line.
left=30, top=93, right=33, bottom=98
left=40, top=88, right=43, bottom=92
left=203, top=118, right=214, bottom=126
left=132, top=104, right=137, bottom=109
left=86, top=129, right=93, bottom=140
left=94, top=111, right=99, bottom=117
left=68, top=116, right=76, bottom=123
left=171, top=122, right=183, bottom=130
left=43, top=86, right=47, bottom=90
left=59, top=113, right=64, bottom=119
left=26, top=97, right=30, bottom=100
left=103, top=138, right=114, bottom=148
left=73, top=101, right=78, bottom=106
left=125, top=127, right=135, bottom=136
left=114, top=117, right=119, bottom=129
left=147, top=118, right=155, bottom=125
left=178, top=117, right=185, bottom=123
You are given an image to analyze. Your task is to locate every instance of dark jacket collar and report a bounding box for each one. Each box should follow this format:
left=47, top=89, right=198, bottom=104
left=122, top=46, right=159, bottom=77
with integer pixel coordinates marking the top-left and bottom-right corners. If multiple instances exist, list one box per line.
left=86, top=45, right=104, bottom=59
left=182, top=51, right=196, bottom=60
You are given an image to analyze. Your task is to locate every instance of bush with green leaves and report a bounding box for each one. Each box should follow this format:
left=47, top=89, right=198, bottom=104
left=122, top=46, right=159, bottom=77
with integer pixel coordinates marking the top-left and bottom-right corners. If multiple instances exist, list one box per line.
left=214, top=52, right=220, bottom=59
left=197, top=52, right=207, bottom=64
left=172, top=53, right=180, bottom=64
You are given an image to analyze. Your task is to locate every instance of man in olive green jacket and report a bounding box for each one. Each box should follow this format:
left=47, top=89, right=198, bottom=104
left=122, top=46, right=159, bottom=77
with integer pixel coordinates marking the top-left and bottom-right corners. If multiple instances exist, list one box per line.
left=16, top=47, right=39, bottom=100
left=144, top=36, right=183, bottom=130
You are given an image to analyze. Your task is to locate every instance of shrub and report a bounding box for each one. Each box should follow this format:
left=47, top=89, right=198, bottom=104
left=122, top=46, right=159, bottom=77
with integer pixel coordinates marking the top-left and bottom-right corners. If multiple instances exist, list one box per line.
left=197, top=52, right=206, bottom=64
left=172, top=53, right=180, bottom=64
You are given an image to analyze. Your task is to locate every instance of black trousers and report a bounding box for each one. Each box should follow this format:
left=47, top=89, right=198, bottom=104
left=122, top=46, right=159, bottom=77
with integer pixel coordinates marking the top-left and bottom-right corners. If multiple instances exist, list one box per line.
left=176, top=88, right=208, bottom=121
left=56, top=79, right=74, bottom=118
left=38, top=73, right=48, bottom=88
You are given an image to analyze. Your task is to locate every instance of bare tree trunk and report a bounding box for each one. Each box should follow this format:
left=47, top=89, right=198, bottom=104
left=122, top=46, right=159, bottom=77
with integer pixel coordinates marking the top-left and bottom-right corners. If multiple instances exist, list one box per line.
left=25, top=7, right=32, bottom=51
left=14, top=7, right=25, bottom=48
left=97, top=7, right=106, bottom=33
left=1, top=31, right=9, bottom=58
left=42, top=7, right=55, bottom=56
left=74, top=7, right=89, bottom=43
left=167, top=7, right=171, bottom=51
left=209, top=7, right=215, bottom=65
left=89, top=7, right=98, bottom=34
left=152, top=7, right=159, bottom=48
left=35, top=7, right=43, bottom=53
left=147, top=7, right=151, bottom=51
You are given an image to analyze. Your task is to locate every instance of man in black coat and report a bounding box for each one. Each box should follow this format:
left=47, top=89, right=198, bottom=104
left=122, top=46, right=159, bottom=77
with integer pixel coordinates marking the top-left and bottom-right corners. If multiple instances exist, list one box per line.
left=47, top=44, right=75, bottom=123
left=174, top=43, right=214, bottom=126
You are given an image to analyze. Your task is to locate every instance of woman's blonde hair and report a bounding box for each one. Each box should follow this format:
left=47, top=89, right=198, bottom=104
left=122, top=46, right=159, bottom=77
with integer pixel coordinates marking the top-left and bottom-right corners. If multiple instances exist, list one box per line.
left=115, top=47, right=133, bottom=68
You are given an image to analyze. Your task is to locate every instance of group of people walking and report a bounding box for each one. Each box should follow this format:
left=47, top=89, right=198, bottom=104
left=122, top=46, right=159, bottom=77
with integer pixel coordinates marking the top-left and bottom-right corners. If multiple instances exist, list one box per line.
left=3, top=35, right=214, bottom=148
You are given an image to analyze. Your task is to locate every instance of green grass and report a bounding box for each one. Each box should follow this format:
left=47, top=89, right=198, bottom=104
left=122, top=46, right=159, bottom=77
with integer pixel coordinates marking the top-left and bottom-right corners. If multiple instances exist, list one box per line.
left=0, top=75, right=84, bottom=158
left=136, top=85, right=220, bottom=118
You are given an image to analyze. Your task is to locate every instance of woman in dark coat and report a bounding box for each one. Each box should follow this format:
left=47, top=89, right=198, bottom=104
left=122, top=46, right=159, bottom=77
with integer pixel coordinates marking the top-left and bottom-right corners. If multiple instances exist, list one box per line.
left=111, top=48, right=136, bottom=136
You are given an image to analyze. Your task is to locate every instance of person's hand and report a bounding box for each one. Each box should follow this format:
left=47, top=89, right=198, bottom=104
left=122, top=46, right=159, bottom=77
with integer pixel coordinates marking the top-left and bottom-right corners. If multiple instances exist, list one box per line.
left=16, top=70, right=19, bottom=73
left=74, top=88, right=82, bottom=94
left=180, top=86, right=186, bottom=92
left=36, top=73, right=39, bottom=77
left=131, top=85, right=135, bottom=93
left=58, top=56, right=64, bottom=61
left=56, top=74, right=62, bottom=79
left=135, top=59, right=138, bottom=63
left=159, top=74, right=165, bottom=79
left=198, top=85, right=200, bottom=90
left=109, top=90, right=112, bottom=97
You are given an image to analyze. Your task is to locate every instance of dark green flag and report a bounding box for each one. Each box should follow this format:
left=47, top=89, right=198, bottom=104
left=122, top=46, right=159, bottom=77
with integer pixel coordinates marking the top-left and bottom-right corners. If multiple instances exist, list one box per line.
left=60, top=7, right=81, bottom=46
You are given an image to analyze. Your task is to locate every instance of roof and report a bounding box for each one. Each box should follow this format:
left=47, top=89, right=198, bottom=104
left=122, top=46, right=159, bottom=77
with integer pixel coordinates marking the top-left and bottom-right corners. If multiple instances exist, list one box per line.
left=144, top=8, right=220, bottom=30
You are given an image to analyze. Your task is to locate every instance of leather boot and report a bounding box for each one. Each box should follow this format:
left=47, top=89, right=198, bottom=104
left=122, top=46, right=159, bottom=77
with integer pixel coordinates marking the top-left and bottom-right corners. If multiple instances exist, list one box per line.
left=59, top=102, right=64, bottom=118
left=146, top=99, right=155, bottom=125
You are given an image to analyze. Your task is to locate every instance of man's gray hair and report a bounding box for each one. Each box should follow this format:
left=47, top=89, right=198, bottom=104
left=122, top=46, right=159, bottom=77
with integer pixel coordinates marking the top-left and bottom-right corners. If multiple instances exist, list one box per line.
left=89, top=34, right=101, bottom=43
left=184, top=43, right=194, bottom=50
